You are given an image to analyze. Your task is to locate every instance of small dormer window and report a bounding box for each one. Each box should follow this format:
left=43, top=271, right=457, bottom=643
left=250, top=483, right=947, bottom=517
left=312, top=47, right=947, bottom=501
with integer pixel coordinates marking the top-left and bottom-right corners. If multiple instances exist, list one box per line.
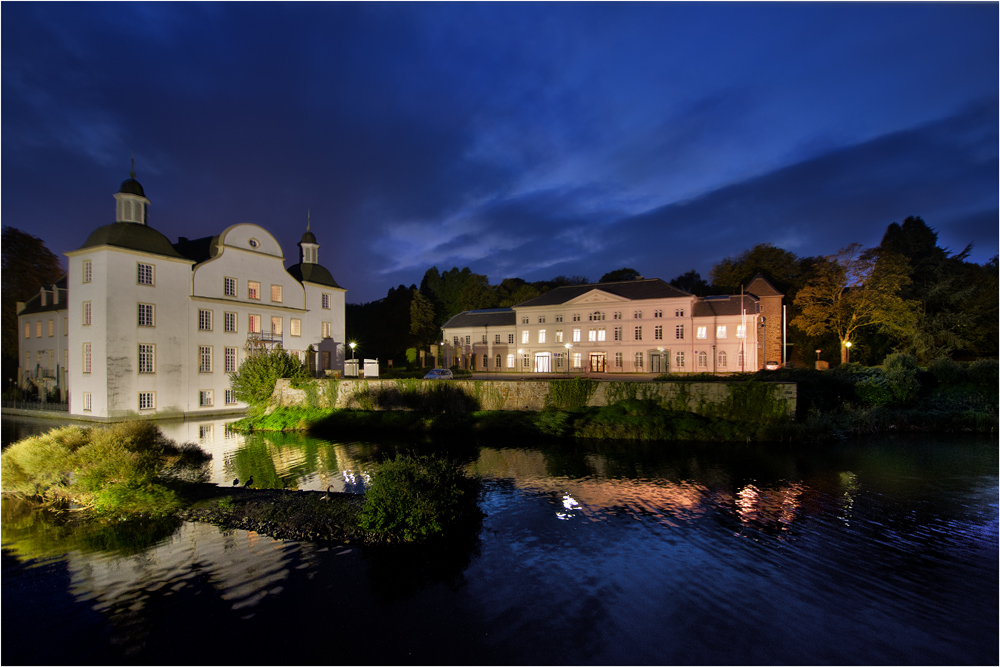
left=249, top=238, right=259, bottom=248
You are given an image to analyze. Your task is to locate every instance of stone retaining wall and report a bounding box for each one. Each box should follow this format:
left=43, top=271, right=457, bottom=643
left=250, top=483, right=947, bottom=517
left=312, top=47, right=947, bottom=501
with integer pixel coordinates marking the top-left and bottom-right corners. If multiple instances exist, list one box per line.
left=271, top=378, right=797, bottom=418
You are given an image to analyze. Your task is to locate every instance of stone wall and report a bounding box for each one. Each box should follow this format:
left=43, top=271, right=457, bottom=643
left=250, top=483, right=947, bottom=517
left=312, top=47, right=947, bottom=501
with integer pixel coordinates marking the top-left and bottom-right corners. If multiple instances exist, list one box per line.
left=271, top=378, right=797, bottom=419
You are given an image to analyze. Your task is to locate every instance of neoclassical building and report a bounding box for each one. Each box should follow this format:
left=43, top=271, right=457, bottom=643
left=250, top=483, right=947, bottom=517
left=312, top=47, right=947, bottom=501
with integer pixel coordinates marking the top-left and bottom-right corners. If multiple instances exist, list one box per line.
left=18, top=172, right=346, bottom=419
left=441, top=276, right=783, bottom=374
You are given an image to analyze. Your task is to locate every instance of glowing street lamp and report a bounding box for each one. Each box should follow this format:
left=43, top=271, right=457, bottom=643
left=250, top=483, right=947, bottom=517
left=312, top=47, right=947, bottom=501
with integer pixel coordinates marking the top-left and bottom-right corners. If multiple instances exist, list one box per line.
left=564, top=343, right=572, bottom=373
left=348, top=342, right=357, bottom=360
left=844, top=341, right=852, bottom=363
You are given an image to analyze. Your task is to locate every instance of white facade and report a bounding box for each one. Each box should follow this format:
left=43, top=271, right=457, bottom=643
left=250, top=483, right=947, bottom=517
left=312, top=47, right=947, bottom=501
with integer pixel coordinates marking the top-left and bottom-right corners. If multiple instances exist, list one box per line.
left=48, top=173, right=346, bottom=419
left=442, top=279, right=770, bottom=374
left=15, top=278, right=70, bottom=399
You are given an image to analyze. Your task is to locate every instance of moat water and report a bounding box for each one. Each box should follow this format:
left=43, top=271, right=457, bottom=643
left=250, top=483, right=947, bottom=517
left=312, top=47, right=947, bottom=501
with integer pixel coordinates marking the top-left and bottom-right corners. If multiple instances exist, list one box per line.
left=2, top=416, right=997, bottom=664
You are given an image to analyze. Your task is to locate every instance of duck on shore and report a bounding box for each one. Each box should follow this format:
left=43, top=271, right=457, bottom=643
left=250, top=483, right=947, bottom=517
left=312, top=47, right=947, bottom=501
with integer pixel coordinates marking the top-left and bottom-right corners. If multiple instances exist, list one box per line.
left=243, top=476, right=254, bottom=488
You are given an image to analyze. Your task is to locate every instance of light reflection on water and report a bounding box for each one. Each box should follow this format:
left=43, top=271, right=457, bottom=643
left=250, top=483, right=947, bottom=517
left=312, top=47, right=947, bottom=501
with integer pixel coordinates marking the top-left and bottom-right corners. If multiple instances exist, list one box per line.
left=2, top=417, right=997, bottom=665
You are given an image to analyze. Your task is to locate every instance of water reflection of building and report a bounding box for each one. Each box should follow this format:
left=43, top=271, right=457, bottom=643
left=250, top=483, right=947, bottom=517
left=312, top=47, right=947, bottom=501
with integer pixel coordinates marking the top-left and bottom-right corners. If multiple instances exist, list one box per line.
left=469, top=447, right=823, bottom=533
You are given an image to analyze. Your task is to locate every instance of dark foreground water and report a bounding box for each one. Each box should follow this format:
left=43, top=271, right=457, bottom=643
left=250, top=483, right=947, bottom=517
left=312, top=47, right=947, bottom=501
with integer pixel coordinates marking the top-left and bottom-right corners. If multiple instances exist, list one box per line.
left=2, top=418, right=997, bottom=665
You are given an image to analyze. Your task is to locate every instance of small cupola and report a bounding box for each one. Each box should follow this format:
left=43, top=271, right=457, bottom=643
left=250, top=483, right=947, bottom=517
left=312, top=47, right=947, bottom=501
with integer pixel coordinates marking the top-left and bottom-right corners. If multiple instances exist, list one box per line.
left=298, top=210, right=319, bottom=264
left=113, top=155, right=150, bottom=225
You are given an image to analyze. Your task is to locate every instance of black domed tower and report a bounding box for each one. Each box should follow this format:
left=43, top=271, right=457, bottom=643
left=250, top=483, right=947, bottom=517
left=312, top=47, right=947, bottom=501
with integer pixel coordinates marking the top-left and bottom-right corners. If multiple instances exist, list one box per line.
left=287, top=213, right=343, bottom=289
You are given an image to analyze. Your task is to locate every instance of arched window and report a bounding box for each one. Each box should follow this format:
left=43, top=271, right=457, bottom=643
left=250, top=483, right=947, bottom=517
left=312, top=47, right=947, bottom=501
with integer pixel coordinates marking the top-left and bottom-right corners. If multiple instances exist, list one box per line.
left=718, top=350, right=727, bottom=368
left=483, top=354, right=489, bottom=369
left=124, top=200, right=132, bottom=220
left=496, top=354, right=502, bottom=369
left=697, top=351, right=708, bottom=368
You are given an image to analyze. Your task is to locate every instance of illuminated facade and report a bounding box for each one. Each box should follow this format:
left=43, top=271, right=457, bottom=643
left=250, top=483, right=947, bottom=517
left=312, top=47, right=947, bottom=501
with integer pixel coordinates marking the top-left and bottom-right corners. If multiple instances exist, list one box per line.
left=17, top=172, right=346, bottom=419
left=441, top=277, right=782, bottom=373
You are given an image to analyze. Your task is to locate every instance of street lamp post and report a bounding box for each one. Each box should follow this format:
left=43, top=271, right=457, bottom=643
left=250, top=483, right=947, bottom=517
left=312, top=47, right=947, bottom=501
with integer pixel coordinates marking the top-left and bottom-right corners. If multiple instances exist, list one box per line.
left=348, top=342, right=357, bottom=360
left=564, top=343, right=572, bottom=375
left=844, top=341, right=852, bottom=363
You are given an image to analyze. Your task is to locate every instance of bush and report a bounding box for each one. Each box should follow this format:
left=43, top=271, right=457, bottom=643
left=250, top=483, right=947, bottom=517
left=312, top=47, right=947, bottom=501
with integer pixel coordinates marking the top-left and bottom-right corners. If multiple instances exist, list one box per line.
left=884, top=368, right=920, bottom=405
left=968, top=359, right=999, bottom=394
left=546, top=378, right=598, bottom=409
left=358, top=454, right=481, bottom=543
left=229, top=348, right=310, bottom=416
left=854, top=373, right=893, bottom=406
left=883, top=352, right=920, bottom=372
left=928, top=357, right=965, bottom=385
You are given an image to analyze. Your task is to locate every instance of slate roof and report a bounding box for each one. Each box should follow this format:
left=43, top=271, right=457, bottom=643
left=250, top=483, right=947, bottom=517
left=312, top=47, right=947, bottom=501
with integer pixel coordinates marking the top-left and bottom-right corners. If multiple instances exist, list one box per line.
left=17, top=276, right=69, bottom=316
left=692, top=295, right=760, bottom=318
left=79, top=222, right=187, bottom=259
left=173, top=235, right=218, bottom=263
left=286, top=262, right=344, bottom=289
left=441, top=308, right=516, bottom=329
left=515, top=278, right=692, bottom=308
left=746, top=273, right=783, bottom=298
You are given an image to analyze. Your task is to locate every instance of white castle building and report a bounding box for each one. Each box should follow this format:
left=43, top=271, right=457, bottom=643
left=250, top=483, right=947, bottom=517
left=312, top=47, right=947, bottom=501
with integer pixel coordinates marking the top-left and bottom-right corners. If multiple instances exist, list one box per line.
left=441, top=276, right=783, bottom=374
left=16, top=172, right=346, bottom=419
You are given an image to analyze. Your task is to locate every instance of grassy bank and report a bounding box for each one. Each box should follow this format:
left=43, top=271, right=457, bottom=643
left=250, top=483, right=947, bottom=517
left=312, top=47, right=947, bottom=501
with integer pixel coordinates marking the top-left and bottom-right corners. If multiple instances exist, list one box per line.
left=232, top=356, right=997, bottom=442
left=2, top=423, right=481, bottom=545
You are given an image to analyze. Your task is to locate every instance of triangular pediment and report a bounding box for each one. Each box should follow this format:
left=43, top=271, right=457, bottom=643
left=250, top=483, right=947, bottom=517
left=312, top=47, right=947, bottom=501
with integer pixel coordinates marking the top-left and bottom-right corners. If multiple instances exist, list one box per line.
left=565, top=289, right=631, bottom=305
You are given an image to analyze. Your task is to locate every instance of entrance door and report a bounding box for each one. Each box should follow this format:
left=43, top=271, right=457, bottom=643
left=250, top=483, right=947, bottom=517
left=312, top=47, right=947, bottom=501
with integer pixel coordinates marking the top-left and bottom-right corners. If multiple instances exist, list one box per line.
left=649, top=351, right=668, bottom=373
left=534, top=353, right=551, bottom=373
left=589, top=352, right=606, bottom=372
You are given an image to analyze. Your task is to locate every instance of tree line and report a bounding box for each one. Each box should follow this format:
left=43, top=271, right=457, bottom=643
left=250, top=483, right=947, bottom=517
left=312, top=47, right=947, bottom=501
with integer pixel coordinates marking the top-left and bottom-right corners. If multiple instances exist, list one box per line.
left=347, top=216, right=998, bottom=368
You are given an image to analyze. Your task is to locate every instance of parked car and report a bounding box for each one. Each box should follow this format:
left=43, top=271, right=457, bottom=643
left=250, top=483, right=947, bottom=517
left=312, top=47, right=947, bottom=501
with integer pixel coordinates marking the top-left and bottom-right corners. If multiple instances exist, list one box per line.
left=423, top=368, right=454, bottom=380
left=764, top=361, right=781, bottom=371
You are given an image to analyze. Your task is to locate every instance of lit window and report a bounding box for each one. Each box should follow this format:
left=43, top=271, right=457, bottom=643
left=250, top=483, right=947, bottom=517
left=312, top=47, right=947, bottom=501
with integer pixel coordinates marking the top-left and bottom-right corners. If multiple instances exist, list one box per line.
left=717, top=325, right=727, bottom=339
left=675, top=325, right=684, bottom=340
left=718, top=351, right=727, bottom=368
left=225, top=347, right=238, bottom=373
left=47, top=320, right=54, bottom=337
left=199, top=309, right=213, bottom=331
left=290, top=318, right=301, bottom=336
left=83, top=343, right=92, bottom=374
left=248, top=281, right=260, bottom=300
left=507, top=354, right=515, bottom=368
left=138, top=303, right=155, bottom=327
left=199, top=346, right=213, bottom=373
left=555, top=330, right=563, bottom=343
left=224, top=277, right=236, bottom=297
left=538, top=329, right=546, bottom=344
left=322, top=322, right=332, bottom=338
left=572, top=352, right=582, bottom=368
left=271, top=285, right=282, bottom=303
left=137, top=263, right=154, bottom=285
left=697, top=326, right=707, bottom=339
left=522, top=330, right=529, bottom=344
left=35, top=321, right=41, bottom=337
left=139, top=392, right=155, bottom=411
left=572, top=328, right=581, bottom=342
left=225, top=312, right=237, bottom=333
left=199, top=390, right=213, bottom=407
left=675, top=351, right=685, bottom=368
left=588, top=328, right=597, bottom=342
left=271, top=316, right=282, bottom=335
left=737, top=325, right=746, bottom=339
left=23, top=323, right=29, bottom=339
left=83, top=301, right=92, bottom=326
left=597, top=328, right=606, bottom=342
left=654, top=325, right=663, bottom=340
left=634, top=326, right=642, bottom=341
left=322, top=293, right=330, bottom=309
left=138, top=344, right=155, bottom=374
left=83, top=260, right=92, bottom=284
left=248, top=314, right=261, bottom=333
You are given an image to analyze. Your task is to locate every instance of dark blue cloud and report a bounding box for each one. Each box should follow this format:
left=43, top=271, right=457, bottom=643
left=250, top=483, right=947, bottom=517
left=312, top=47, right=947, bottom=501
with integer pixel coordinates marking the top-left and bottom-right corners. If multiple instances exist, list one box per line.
left=2, top=2, right=996, bottom=301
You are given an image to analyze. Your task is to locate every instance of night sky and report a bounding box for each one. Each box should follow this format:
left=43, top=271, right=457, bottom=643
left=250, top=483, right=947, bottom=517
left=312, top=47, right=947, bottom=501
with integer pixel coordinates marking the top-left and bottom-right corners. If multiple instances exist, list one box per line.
left=3, top=2, right=997, bottom=303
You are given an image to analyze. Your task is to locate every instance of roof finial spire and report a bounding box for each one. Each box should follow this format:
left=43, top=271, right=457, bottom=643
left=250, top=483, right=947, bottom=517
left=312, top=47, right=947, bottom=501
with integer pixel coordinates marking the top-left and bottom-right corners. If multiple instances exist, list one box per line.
left=307, top=209, right=311, bottom=231
left=130, top=149, right=136, bottom=180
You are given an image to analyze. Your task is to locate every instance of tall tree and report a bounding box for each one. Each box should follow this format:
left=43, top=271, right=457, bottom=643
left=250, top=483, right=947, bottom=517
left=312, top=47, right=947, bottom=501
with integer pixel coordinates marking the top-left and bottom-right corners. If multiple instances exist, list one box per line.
left=668, top=270, right=709, bottom=295
left=877, top=216, right=980, bottom=361
left=792, top=244, right=919, bottom=363
left=599, top=268, right=641, bottom=283
left=2, top=227, right=64, bottom=376
left=709, top=243, right=806, bottom=296
left=409, top=288, right=439, bottom=347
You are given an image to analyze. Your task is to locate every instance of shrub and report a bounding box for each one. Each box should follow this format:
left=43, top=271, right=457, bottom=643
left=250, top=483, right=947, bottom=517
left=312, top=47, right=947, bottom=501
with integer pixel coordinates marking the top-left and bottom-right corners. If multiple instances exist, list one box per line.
left=546, top=378, right=598, bottom=409
left=854, top=373, right=893, bottom=406
left=229, top=348, right=310, bottom=416
left=883, top=352, right=920, bottom=372
left=928, top=357, right=965, bottom=385
left=358, top=454, right=481, bottom=543
left=884, top=367, right=920, bottom=405
left=968, top=359, right=999, bottom=394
